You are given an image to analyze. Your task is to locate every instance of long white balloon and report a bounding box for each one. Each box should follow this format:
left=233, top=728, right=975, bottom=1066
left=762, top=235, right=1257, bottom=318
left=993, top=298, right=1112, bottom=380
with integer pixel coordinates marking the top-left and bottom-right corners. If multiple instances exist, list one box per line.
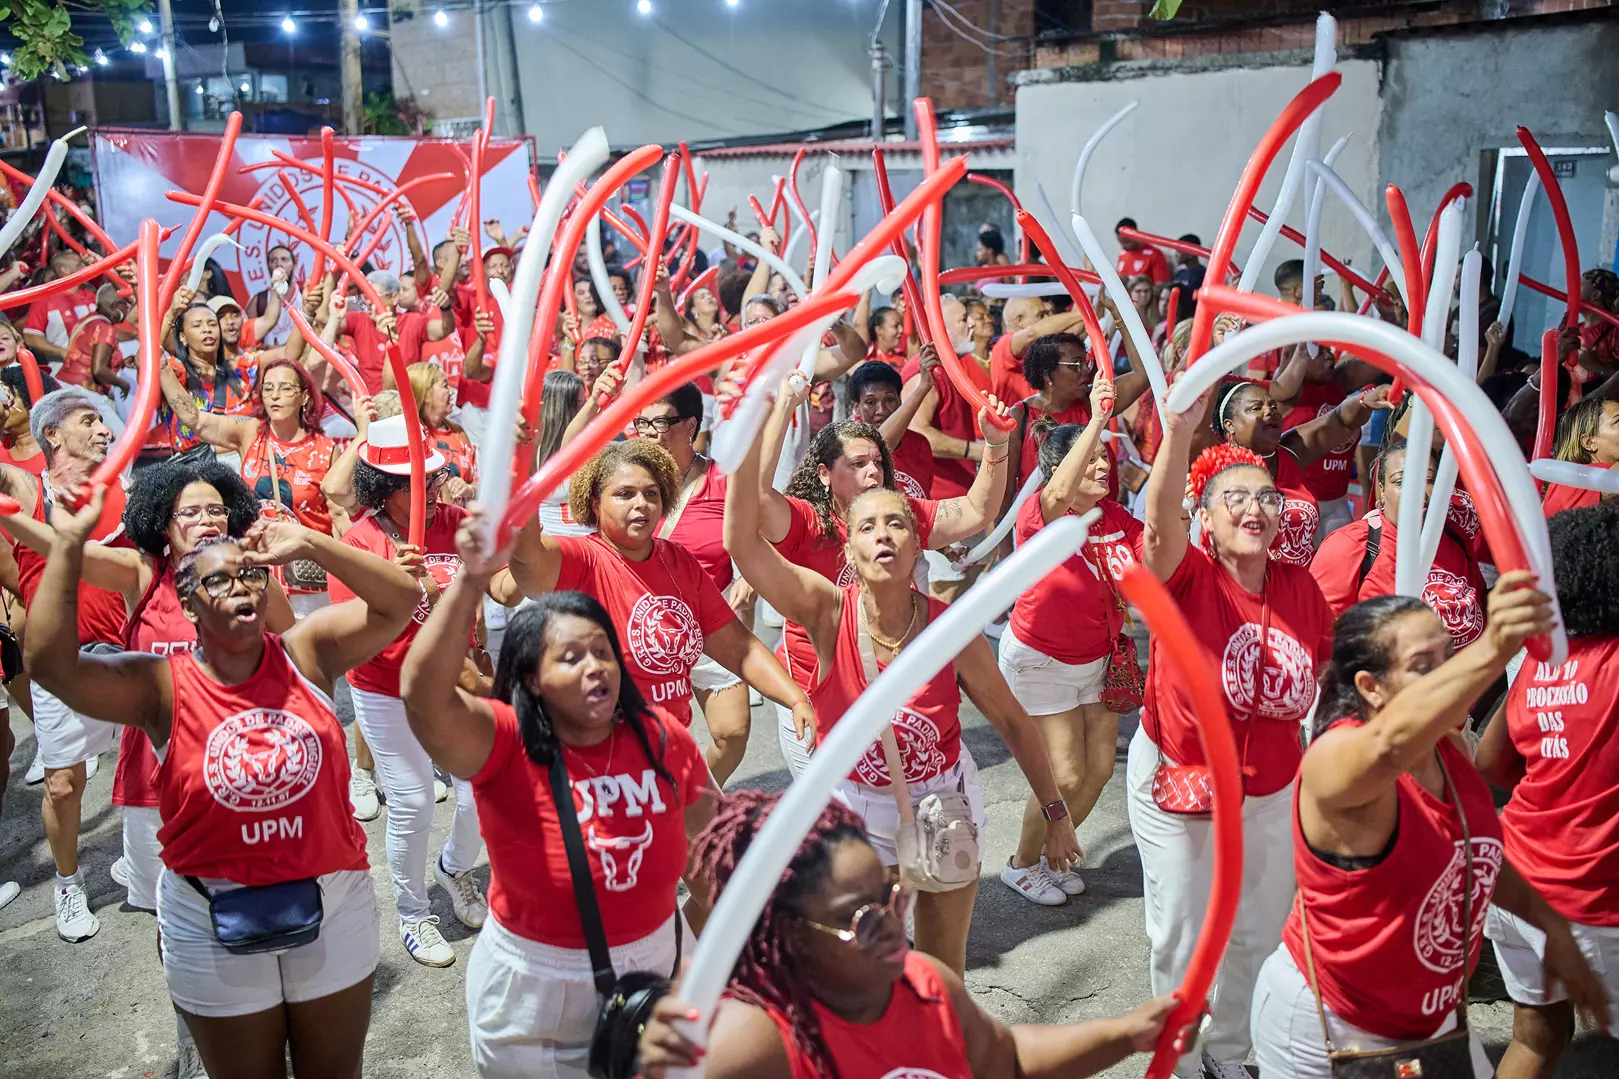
left=981, top=282, right=1078, bottom=299
left=1072, top=213, right=1168, bottom=427
left=0, top=126, right=86, bottom=259
left=586, top=212, right=632, bottom=332
left=961, top=467, right=1044, bottom=564
left=474, top=126, right=609, bottom=548
left=487, top=276, right=512, bottom=319
left=184, top=233, right=245, bottom=292
left=1238, top=13, right=1336, bottom=292
left=1070, top=101, right=1137, bottom=232
left=1165, top=311, right=1565, bottom=664
left=1417, top=248, right=1482, bottom=581
left=797, top=167, right=843, bottom=378
left=1530, top=458, right=1619, bottom=495
left=669, top=510, right=1101, bottom=1070
left=671, top=203, right=806, bottom=299
left=1496, top=172, right=1540, bottom=334
left=1306, top=160, right=1409, bottom=307
left=1033, top=181, right=1085, bottom=268
left=1300, top=133, right=1353, bottom=321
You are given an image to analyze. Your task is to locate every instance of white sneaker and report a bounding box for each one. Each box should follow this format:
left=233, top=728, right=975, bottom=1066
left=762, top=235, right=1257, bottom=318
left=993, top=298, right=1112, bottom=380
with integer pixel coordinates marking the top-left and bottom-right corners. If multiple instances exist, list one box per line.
left=176, top=1036, right=208, bottom=1079
left=400, top=916, right=455, bottom=967
left=110, top=857, right=130, bottom=888
left=1201, top=1052, right=1250, bottom=1078
left=349, top=768, right=380, bottom=821
left=0, top=881, right=18, bottom=910
left=55, top=879, right=100, bottom=942
left=999, top=860, right=1067, bottom=906
left=25, top=749, right=43, bottom=784
left=436, top=857, right=488, bottom=929
left=85, top=754, right=98, bottom=781
left=434, top=778, right=449, bottom=803
left=1041, top=855, right=1086, bottom=896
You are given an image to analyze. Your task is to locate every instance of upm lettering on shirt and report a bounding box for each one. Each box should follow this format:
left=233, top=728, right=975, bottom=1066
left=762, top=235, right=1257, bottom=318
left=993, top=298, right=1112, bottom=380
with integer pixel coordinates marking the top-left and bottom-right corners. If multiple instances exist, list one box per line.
left=572, top=769, right=668, bottom=822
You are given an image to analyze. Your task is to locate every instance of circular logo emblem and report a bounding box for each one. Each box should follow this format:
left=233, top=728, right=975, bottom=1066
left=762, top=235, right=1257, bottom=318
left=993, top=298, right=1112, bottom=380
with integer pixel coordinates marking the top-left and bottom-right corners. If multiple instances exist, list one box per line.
left=1447, top=489, right=1480, bottom=540
left=412, top=554, right=463, bottom=625
left=238, top=158, right=407, bottom=298
left=203, top=708, right=323, bottom=811
left=836, top=561, right=860, bottom=588
left=1413, top=836, right=1502, bottom=973
left=625, top=593, right=704, bottom=675
left=1423, top=567, right=1484, bottom=647
left=894, top=469, right=927, bottom=500
left=1272, top=497, right=1320, bottom=566
left=1221, top=622, right=1316, bottom=722
left=855, top=707, right=945, bottom=786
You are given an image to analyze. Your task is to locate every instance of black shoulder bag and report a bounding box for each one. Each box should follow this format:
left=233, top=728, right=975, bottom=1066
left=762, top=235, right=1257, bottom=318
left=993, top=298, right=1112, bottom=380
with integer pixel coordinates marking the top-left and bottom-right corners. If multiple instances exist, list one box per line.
left=547, top=750, right=682, bottom=1079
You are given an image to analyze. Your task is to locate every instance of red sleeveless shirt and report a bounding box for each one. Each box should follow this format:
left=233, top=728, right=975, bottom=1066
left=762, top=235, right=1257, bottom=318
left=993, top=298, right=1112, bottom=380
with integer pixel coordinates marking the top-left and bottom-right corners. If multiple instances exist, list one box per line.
left=808, top=582, right=961, bottom=788
left=113, top=562, right=194, bottom=809
left=762, top=953, right=973, bottom=1078
left=1269, top=446, right=1319, bottom=568
left=1282, top=725, right=1503, bottom=1039
left=10, top=475, right=130, bottom=646
left=157, top=636, right=368, bottom=884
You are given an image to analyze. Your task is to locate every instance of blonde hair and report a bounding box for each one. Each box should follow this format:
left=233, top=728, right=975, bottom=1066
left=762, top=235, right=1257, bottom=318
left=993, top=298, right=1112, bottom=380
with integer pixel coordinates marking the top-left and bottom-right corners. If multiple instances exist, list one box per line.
left=569, top=440, right=681, bottom=528
left=405, top=362, right=453, bottom=428
left=370, top=389, right=403, bottom=420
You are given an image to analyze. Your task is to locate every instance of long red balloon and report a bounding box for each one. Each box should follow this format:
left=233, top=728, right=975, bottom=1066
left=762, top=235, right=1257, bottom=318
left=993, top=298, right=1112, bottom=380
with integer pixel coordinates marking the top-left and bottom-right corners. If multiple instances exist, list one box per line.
left=786, top=149, right=817, bottom=271
left=307, top=128, right=337, bottom=286
left=938, top=263, right=1102, bottom=287
left=1186, top=73, right=1342, bottom=367
left=1519, top=273, right=1619, bottom=330
left=1238, top=211, right=1393, bottom=303
left=598, top=153, right=682, bottom=407
left=468, top=97, right=495, bottom=351
left=968, top=173, right=1032, bottom=273
left=275, top=168, right=320, bottom=234
left=1535, top=328, right=1559, bottom=464
left=285, top=302, right=369, bottom=404
left=677, top=265, right=721, bottom=313
left=0, top=160, right=132, bottom=297
left=1119, top=564, right=1243, bottom=1080
left=1383, top=184, right=1425, bottom=403
left=0, top=239, right=142, bottom=311
left=15, top=347, right=45, bottom=407
left=159, top=111, right=243, bottom=314
left=872, top=148, right=925, bottom=347
left=343, top=174, right=458, bottom=263
left=1519, top=127, right=1582, bottom=331
left=912, top=97, right=1013, bottom=434
left=1014, top=211, right=1111, bottom=365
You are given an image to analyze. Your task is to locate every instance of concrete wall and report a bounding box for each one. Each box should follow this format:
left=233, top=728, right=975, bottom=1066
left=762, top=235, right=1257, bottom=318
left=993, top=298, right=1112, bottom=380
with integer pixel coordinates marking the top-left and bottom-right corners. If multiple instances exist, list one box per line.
left=1015, top=58, right=1384, bottom=292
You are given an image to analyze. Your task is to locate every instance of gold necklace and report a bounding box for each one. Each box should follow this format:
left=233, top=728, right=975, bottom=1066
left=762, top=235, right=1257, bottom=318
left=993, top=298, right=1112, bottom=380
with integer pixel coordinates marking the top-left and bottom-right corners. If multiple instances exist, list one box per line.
left=865, top=591, right=918, bottom=653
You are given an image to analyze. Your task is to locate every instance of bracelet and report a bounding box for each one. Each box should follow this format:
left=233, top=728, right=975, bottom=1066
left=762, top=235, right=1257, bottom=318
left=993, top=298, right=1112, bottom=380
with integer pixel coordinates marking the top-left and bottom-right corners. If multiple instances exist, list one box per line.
left=983, top=437, right=1010, bottom=449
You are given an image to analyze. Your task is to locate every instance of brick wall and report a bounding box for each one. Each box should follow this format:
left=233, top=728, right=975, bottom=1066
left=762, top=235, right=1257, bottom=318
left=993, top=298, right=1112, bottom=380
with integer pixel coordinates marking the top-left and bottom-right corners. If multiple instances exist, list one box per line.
left=920, top=0, right=1040, bottom=110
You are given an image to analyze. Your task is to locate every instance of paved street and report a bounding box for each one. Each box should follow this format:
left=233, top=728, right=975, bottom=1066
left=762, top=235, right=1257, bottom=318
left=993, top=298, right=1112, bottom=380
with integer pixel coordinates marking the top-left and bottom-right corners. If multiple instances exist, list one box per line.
left=1, top=626, right=1616, bottom=1078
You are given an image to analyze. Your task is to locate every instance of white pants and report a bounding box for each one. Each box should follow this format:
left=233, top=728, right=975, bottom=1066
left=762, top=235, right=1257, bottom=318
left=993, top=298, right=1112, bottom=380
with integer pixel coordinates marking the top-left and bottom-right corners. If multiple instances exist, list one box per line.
left=157, top=867, right=380, bottom=1018
left=776, top=702, right=814, bottom=779
left=33, top=683, right=117, bottom=769
left=1127, top=726, right=1295, bottom=1074
left=1488, top=905, right=1619, bottom=1031
left=833, top=750, right=986, bottom=868
left=121, top=805, right=163, bottom=912
left=1250, top=944, right=1492, bottom=1078
left=350, top=687, right=483, bottom=922
left=465, top=913, right=681, bottom=1078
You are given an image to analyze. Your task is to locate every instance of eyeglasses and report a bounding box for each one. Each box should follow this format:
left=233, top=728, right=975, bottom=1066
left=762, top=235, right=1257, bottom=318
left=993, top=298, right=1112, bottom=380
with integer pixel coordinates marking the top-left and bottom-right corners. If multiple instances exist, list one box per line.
left=193, top=565, right=270, bottom=600
left=631, top=416, right=683, bottom=434
left=1213, top=488, right=1286, bottom=515
left=260, top=382, right=304, bottom=398
left=1056, top=360, right=1097, bottom=372
left=797, top=880, right=913, bottom=949
left=172, top=504, right=230, bottom=522
left=426, top=467, right=451, bottom=488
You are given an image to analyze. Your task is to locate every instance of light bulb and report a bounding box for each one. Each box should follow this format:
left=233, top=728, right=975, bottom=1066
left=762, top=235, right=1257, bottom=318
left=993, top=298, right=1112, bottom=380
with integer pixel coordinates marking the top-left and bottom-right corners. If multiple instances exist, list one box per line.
left=281, top=15, right=296, bottom=33
left=637, top=0, right=652, bottom=14
left=138, top=18, right=153, bottom=33
left=130, top=41, right=147, bottom=54
left=725, top=0, right=739, bottom=7
left=527, top=3, right=543, bottom=21
left=94, top=50, right=109, bottom=65
left=155, top=47, right=168, bottom=59
left=240, top=81, right=250, bottom=92
left=354, top=13, right=369, bottom=30
left=194, top=83, right=204, bottom=94
left=433, top=9, right=448, bottom=26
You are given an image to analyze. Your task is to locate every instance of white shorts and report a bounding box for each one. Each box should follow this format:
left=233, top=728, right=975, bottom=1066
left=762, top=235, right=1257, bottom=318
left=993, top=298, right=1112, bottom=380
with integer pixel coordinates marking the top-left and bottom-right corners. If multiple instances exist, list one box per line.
left=997, top=626, right=1107, bottom=715
left=157, top=867, right=380, bottom=1018
left=689, top=654, right=741, bottom=694
left=33, top=683, right=118, bottom=770
left=1487, top=905, right=1619, bottom=1030
left=466, top=912, right=681, bottom=1079
left=833, top=748, right=986, bottom=867
left=288, top=590, right=330, bottom=619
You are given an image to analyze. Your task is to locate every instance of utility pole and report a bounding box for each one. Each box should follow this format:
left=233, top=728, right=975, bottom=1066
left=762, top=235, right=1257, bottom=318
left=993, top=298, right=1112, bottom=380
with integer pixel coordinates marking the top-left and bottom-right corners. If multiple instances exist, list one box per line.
left=903, top=0, right=921, bottom=140
left=870, top=40, right=887, bottom=141
left=474, top=0, right=487, bottom=125
left=339, top=0, right=363, bottom=133
left=157, top=0, right=182, bottom=131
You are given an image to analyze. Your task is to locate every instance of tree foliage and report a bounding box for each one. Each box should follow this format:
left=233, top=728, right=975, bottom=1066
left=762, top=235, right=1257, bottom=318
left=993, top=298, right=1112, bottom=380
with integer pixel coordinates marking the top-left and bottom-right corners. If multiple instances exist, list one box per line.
left=0, top=0, right=146, bottom=81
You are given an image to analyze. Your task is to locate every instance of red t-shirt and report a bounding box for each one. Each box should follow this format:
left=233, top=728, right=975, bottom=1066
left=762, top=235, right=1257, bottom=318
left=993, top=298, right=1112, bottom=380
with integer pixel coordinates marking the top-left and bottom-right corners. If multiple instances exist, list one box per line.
left=454, top=284, right=502, bottom=408
left=1010, top=497, right=1141, bottom=665
left=1142, top=547, right=1333, bottom=795
left=1542, top=480, right=1602, bottom=517
left=1282, top=725, right=1502, bottom=1039
left=23, top=287, right=96, bottom=350
left=1284, top=381, right=1356, bottom=503
left=553, top=534, right=738, bottom=726
left=989, top=334, right=1035, bottom=416
left=1311, top=514, right=1486, bottom=649
left=331, top=505, right=468, bottom=697
left=901, top=355, right=988, bottom=500
left=1269, top=446, right=1320, bottom=567
left=59, top=313, right=118, bottom=394
left=1501, top=639, right=1619, bottom=927
left=472, top=699, right=704, bottom=948
left=343, top=311, right=391, bottom=395
left=660, top=459, right=731, bottom=592
left=157, top=638, right=369, bottom=885
left=1116, top=246, right=1171, bottom=286
left=12, top=477, right=130, bottom=647
left=890, top=429, right=935, bottom=501
left=867, top=345, right=908, bottom=371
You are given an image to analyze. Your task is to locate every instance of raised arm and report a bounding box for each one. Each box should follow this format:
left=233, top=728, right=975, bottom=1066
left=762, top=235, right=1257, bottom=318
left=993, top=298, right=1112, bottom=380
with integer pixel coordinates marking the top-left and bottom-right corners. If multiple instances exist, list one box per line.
left=653, top=267, right=685, bottom=351
left=1301, top=571, right=1550, bottom=812
left=253, top=274, right=284, bottom=342
left=929, top=399, right=1014, bottom=548
left=507, top=515, right=564, bottom=598
left=462, top=309, right=496, bottom=382
left=158, top=359, right=257, bottom=458
left=753, top=373, right=811, bottom=544
left=740, top=226, right=777, bottom=306
left=879, top=347, right=938, bottom=451
left=1142, top=386, right=1206, bottom=581
left=0, top=504, right=148, bottom=601
left=1280, top=385, right=1385, bottom=467
left=1039, top=381, right=1113, bottom=521
left=905, top=378, right=975, bottom=463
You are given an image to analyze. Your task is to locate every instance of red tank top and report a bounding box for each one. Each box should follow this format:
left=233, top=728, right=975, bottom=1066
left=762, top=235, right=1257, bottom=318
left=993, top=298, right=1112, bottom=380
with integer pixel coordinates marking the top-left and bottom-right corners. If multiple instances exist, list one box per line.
left=157, top=637, right=368, bottom=885
left=762, top=953, right=973, bottom=1078
left=808, top=582, right=962, bottom=788
left=11, top=476, right=130, bottom=646
left=113, top=562, right=194, bottom=809
left=0, top=441, right=46, bottom=477
left=1269, top=446, right=1320, bottom=567
left=1282, top=726, right=1503, bottom=1039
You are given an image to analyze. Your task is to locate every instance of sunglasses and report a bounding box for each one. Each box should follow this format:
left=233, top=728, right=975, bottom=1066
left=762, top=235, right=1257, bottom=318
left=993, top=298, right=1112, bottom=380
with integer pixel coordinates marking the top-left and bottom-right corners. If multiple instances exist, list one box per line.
left=193, top=565, right=270, bottom=600
left=798, top=880, right=913, bottom=949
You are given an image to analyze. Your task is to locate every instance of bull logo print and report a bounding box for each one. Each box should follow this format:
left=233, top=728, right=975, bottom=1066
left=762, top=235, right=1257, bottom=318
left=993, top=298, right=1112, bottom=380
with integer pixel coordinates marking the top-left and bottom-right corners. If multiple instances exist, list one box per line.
left=855, top=708, right=945, bottom=787
left=1413, top=836, right=1502, bottom=973
left=203, top=709, right=323, bottom=812
left=1448, top=489, right=1481, bottom=539
left=1221, top=623, right=1315, bottom=722
left=1271, top=498, right=1320, bottom=567
left=412, top=554, right=463, bottom=624
left=625, top=593, right=704, bottom=676
left=588, top=820, right=655, bottom=892
left=1423, top=567, right=1483, bottom=647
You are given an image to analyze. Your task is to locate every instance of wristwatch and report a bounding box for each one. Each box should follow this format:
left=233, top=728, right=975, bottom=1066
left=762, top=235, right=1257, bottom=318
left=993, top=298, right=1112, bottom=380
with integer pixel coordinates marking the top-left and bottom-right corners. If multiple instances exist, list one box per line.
left=1040, top=800, right=1070, bottom=822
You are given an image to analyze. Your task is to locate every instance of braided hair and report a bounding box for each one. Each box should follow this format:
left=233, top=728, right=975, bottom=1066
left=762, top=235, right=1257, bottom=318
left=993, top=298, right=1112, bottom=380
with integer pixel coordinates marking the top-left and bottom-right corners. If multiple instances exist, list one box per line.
left=691, top=790, right=870, bottom=1079
left=490, top=592, right=674, bottom=790
left=783, top=420, right=896, bottom=552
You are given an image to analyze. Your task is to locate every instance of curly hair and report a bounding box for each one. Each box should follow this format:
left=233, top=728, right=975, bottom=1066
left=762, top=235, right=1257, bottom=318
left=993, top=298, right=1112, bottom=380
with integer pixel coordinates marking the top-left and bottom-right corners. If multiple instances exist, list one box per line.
left=1189, top=442, right=1268, bottom=507
left=0, top=363, right=61, bottom=410
left=1022, top=332, right=1089, bottom=393
left=351, top=459, right=412, bottom=509
left=251, top=356, right=323, bottom=432
left=1553, top=395, right=1614, bottom=465
left=1315, top=594, right=1434, bottom=738
left=1584, top=268, right=1619, bottom=312
left=1547, top=503, right=1619, bottom=638
left=782, top=420, right=895, bottom=550
left=123, top=456, right=260, bottom=557
left=491, top=592, right=674, bottom=786
left=568, top=439, right=681, bottom=528
left=691, top=790, right=871, bottom=1079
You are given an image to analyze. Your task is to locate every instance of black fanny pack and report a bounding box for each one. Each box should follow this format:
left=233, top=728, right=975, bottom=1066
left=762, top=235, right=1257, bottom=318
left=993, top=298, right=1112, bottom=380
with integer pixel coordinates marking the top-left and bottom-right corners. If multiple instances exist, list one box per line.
left=187, top=876, right=323, bottom=955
